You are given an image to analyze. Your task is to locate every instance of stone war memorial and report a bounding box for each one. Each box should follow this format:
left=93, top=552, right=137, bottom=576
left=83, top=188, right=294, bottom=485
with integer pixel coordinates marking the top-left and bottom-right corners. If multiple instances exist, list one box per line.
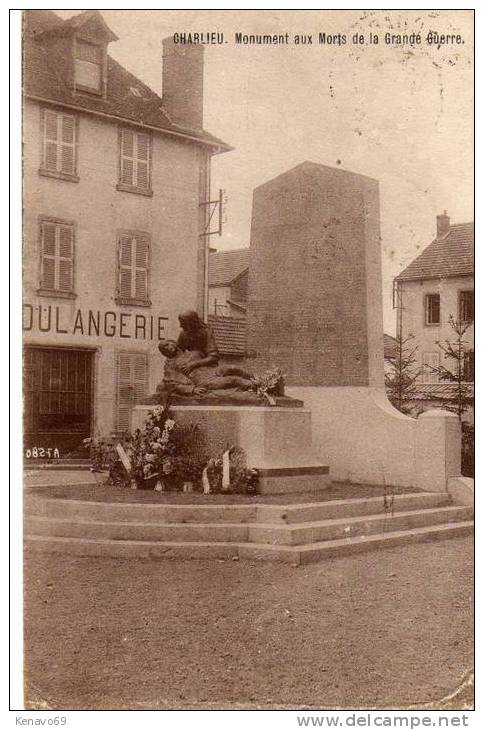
left=246, top=161, right=472, bottom=503
left=26, top=161, right=473, bottom=565
left=129, top=160, right=472, bottom=507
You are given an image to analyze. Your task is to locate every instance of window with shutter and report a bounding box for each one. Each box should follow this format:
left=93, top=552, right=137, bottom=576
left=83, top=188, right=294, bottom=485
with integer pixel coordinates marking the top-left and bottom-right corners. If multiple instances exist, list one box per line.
left=39, top=219, right=75, bottom=296
left=116, top=352, right=148, bottom=432
left=116, top=232, right=151, bottom=305
left=41, top=110, right=78, bottom=179
left=118, top=129, right=152, bottom=194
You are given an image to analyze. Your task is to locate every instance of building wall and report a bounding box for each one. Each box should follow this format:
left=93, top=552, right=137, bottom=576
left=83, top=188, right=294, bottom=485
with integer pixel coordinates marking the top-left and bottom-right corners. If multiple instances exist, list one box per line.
left=231, top=270, right=249, bottom=302
left=23, top=99, right=206, bottom=437
left=208, top=285, right=231, bottom=315
left=397, top=275, right=474, bottom=379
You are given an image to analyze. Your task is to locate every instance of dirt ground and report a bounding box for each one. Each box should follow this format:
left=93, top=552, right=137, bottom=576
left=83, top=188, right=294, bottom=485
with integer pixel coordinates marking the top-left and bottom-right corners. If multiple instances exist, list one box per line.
left=23, top=536, right=473, bottom=710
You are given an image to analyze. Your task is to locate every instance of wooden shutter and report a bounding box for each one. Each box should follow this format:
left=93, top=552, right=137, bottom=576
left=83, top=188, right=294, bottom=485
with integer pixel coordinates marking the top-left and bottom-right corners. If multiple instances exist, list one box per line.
left=136, top=134, right=150, bottom=189
left=118, top=235, right=134, bottom=299
left=43, top=111, right=58, bottom=171
left=40, top=221, right=74, bottom=292
left=40, top=222, right=57, bottom=290
left=120, top=129, right=150, bottom=189
left=134, top=235, right=149, bottom=300
left=117, top=233, right=150, bottom=301
left=60, top=114, right=76, bottom=175
left=58, top=225, right=74, bottom=291
left=120, top=130, right=135, bottom=186
left=43, top=111, right=76, bottom=175
left=116, top=353, right=148, bottom=432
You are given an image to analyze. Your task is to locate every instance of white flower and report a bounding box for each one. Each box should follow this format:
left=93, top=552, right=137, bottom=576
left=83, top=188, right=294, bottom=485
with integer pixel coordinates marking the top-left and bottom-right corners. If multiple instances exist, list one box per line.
left=165, top=419, right=175, bottom=430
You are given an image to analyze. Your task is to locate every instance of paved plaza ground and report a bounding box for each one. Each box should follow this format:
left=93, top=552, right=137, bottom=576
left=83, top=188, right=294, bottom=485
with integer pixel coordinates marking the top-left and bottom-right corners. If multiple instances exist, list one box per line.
left=23, top=536, right=473, bottom=710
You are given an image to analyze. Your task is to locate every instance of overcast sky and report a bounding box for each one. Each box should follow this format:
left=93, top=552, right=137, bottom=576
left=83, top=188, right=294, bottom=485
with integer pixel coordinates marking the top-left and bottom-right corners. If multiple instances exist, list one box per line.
left=58, top=9, right=474, bottom=333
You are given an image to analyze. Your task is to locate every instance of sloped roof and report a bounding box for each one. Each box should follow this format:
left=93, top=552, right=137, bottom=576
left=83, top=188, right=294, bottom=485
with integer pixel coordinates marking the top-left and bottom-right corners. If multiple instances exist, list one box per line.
left=396, top=223, right=474, bottom=282
left=208, top=248, right=250, bottom=287
left=23, top=10, right=230, bottom=151
left=208, top=315, right=246, bottom=356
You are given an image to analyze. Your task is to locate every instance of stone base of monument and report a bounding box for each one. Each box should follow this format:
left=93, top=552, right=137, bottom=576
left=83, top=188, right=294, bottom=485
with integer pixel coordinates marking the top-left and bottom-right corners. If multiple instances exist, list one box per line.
left=131, top=404, right=331, bottom=495
left=24, top=489, right=473, bottom=565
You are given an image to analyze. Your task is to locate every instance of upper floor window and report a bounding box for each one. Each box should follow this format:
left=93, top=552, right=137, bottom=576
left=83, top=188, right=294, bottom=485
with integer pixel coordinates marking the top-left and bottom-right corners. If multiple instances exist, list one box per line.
left=459, top=290, right=474, bottom=323
left=39, top=218, right=75, bottom=298
left=116, top=231, right=151, bottom=306
left=118, top=129, right=152, bottom=195
left=75, top=39, right=103, bottom=93
left=425, top=293, right=440, bottom=325
left=41, top=110, right=78, bottom=181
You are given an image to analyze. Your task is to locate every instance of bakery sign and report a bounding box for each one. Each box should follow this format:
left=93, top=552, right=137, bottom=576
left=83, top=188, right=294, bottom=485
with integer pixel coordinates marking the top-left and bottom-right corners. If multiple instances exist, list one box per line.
left=22, top=303, right=168, bottom=341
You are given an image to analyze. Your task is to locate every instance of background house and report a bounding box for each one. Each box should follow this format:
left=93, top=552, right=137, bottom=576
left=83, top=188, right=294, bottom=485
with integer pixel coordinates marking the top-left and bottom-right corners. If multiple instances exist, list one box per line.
left=393, top=212, right=474, bottom=416
left=208, top=248, right=250, bottom=317
left=22, top=10, right=230, bottom=453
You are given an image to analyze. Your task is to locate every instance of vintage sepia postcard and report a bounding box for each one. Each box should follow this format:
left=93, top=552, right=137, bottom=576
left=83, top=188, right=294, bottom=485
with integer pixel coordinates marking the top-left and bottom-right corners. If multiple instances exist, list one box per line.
left=16, top=7, right=474, bottom=717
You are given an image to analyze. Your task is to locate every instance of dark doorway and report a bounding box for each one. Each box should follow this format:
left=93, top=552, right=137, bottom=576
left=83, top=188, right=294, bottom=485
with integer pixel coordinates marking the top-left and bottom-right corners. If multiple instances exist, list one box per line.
left=23, top=346, right=94, bottom=457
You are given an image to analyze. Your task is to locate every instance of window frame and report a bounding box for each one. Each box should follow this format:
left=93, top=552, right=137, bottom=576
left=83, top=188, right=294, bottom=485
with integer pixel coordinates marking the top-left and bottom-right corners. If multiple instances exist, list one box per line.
left=458, top=289, right=474, bottom=324
left=39, top=108, right=80, bottom=183
left=115, top=229, right=152, bottom=307
left=37, top=215, right=77, bottom=299
left=116, top=127, right=153, bottom=197
left=421, top=351, right=441, bottom=384
left=115, top=350, right=149, bottom=433
left=73, top=37, right=105, bottom=96
left=424, top=292, right=441, bottom=326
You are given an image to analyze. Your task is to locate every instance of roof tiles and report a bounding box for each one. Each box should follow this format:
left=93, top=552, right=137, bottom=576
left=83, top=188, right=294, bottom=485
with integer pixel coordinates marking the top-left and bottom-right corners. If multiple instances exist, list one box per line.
left=208, top=248, right=250, bottom=287
left=208, top=315, right=246, bottom=356
left=396, top=223, right=474, bottom=282
left=23, top=10, right=230, bottom=150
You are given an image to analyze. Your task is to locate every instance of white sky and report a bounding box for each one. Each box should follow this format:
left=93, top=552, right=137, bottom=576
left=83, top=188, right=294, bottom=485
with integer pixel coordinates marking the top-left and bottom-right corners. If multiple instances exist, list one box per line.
left=58, top=9, right=474, bottom=334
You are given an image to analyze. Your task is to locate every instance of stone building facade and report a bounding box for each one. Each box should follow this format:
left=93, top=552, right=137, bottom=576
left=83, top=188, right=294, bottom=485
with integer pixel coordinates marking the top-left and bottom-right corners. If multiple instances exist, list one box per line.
left=22, top=10, right=230, bottom=454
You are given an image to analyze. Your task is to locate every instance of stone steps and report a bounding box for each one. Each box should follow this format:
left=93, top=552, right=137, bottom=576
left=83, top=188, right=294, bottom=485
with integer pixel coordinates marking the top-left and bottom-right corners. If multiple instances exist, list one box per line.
left=24, top=489, right=473, bottom=563
left=25, top=521, right=474, bottom=565
left=25, top=491, right=449, bottom=524
left=249, top=505, right=472, bottom=546
left=25, top=505, right=472, bottom=546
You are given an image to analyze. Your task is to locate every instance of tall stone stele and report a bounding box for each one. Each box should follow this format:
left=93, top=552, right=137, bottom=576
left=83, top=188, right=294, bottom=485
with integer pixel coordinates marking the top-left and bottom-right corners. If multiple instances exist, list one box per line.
left=246, top=162, right=466, bottom=494
left=246, top=161, right=384, bottom=388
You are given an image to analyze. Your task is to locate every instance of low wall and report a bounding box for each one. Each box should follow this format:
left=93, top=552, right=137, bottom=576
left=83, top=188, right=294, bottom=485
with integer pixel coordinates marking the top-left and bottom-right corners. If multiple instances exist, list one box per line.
left=287, top=386, right=462, bottom=492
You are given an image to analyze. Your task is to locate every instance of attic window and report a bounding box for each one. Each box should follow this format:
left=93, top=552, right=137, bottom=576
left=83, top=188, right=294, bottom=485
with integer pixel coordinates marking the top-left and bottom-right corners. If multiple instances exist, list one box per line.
left=75, top=39, right=103, bottom=93
left=130, top=87, right=142, bottom=97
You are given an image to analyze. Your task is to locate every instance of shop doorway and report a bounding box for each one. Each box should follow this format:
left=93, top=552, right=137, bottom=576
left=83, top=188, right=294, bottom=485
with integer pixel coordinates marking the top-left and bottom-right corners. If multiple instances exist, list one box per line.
left=23, top=346, right=94, bottom=457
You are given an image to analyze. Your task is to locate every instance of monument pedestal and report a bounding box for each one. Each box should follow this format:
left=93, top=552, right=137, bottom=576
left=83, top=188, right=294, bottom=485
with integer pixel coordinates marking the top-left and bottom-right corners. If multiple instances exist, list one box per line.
left=131, top=404, right=330, bottom=495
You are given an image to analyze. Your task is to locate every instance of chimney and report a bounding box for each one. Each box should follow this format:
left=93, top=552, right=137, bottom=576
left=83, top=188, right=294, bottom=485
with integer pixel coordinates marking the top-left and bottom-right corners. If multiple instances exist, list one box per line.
left=162, top=37, right=204, bottom=131
left=436, top=210, right=450, bottom=239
